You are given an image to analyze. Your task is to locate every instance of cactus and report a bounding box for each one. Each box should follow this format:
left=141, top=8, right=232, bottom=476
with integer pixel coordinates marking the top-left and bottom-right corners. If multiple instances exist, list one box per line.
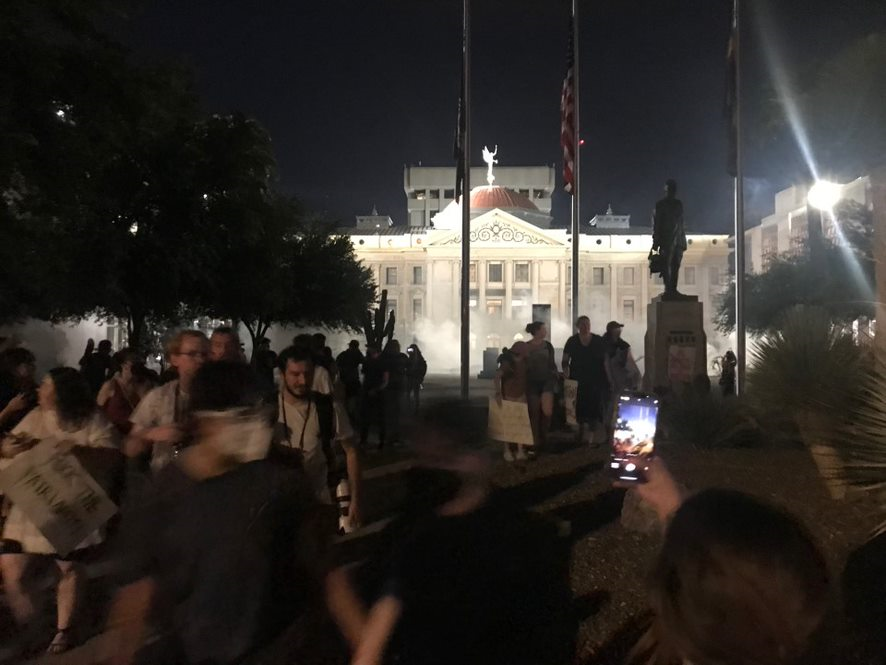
left=364, top=289, right=396, bottom=350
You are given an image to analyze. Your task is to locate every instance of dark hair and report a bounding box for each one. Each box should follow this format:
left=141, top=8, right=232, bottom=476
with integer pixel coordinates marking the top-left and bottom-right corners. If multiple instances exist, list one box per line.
left=576, top=315, right=590, bottom=325
left=49, top=367, right=96, bottom=427
left=112, top=348, right=143, bottom=370
left=525, top=321, right=545, bottom=336
left=97, top=340, right=112, bottom=353
left=311, top=332, right=326, bottom=347
left=348, top=340, right=360, bottom=349
left=1, top=347, right=36, bottom=374
left=383, top=339, right=401, bottom=355
left=641, top=489, right=829, bottom=665
left=277, top=345, right=315, bottom=371
left=292, top=334, right=313, bottom=350
left=212, top=325, right=240, bottom=343
left=189, top=361, right=256, bottom=412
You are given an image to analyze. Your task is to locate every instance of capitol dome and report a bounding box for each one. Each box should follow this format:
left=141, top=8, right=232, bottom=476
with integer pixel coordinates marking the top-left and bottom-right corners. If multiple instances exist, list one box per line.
left=431, top=185, right=549, bottom=230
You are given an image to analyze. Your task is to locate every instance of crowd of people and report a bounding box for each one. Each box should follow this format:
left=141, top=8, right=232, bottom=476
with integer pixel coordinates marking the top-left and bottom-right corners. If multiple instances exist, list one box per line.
left=0, top=326, right=842, bottom=665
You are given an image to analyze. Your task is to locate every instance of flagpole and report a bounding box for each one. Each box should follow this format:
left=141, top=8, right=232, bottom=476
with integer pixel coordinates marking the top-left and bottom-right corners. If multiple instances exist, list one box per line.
left=460, top=0, right=472, bottom=400
left=734, top=0, right=746, bottom=393
left=571, top=0, right=580, bottom=327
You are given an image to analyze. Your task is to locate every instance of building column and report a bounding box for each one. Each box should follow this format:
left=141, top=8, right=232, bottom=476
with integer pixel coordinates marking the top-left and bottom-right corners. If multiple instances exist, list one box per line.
left=610, top=263, right=618, bottom=323
left=558, top=259, right=567, bottom=321
left=478, top=260, right=487, bottom=312
left=426, top=260, right=434, bottom=322
left=531, top=261, right=540, bottom=305
left=504, top=260, right=513, bottom=319
left=452, top=261, right=460, bottom=320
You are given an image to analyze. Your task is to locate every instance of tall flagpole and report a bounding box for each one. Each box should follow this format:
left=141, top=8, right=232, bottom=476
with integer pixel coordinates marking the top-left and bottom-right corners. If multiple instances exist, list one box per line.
left=733, top=0, right=746, bottom=393
left=460, top=0, right=472, bottom=400
left=571, top=0, right=581, bottom=326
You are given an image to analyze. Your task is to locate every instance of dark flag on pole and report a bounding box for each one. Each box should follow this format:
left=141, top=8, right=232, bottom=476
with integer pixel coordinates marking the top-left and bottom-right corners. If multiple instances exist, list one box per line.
left=725, top=0, right=738, bottom=176
left=454, top=68, right=466, bottom=203
left=560, top=16, right=576, bottom=194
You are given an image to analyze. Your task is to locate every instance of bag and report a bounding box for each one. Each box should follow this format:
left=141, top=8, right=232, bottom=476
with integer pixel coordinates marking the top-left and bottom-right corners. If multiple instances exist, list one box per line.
left=648, top=249, right=664, bottom=275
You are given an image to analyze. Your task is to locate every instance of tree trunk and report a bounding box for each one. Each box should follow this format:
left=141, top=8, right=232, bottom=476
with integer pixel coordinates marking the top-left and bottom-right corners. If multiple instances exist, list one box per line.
left=128, top=310, right=146, bottom=353
left=243, top=319, right=259, bottom=363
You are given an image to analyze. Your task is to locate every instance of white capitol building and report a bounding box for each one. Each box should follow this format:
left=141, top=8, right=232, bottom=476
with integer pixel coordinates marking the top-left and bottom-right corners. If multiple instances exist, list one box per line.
left=343, top=165, right=732, bottom=373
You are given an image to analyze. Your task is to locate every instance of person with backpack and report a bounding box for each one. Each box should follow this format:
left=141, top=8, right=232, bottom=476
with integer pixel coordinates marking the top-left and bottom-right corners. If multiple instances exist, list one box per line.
left=275, top=346, right=362, bottom=531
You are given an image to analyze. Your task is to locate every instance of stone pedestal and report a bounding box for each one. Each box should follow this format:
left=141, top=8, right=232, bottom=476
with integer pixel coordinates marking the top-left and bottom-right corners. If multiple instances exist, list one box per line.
left=644, top=295, right=707, bottom=392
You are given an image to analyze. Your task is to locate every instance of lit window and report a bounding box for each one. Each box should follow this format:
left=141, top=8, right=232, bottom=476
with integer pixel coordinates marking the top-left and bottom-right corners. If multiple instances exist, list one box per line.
left=385, top=267, right=398, bottom=285
left=486, top=299, right=503, bottom=318
left=622, top=267, right=635, bottom=286
left=487, top=263, right=503, bottom=283
left=514, top=262, right=530, bottom=283
left=684, top=266, right=696, bottom=286
left=412, top=266, right=424, bottom=285
left=592, top=267, right=606, bottom=285
left=412, top=298, right=423, bottom=321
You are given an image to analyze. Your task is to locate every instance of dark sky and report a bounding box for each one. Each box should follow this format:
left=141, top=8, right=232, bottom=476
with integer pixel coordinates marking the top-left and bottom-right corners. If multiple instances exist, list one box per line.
left=116, top=0, right=885, bottom=233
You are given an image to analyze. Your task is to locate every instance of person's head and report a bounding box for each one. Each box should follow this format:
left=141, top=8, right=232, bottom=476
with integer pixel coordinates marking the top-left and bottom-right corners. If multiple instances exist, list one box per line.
left=606, top=321, right=624, bottom=340
left=725, top=350, right=737, bottom=363
left=97, top=339, right=112, bottom=356
left=510, top=341, right=529, bottom=358
left=366, top=345, right=380, bottom=359
left=1, top=347, right=36, bottom=384
left=665, top=178, right=678, bottom=197
left=407, top=343, right=421, bottom=356
left=311, top=333, right=326, bottom=352
left=577, top=315, right=591, bottom=335
left=278, top=346, right=315, bottom=399
left=41, top=367, right=95, bottom=427
left=189, top=361, right=257, bottom=413
left=258, top=337, right=271, bottom=351
left=384, top=339, right=401, bottom=355
left=166, top=330, right=209, bottom=379
left=644, top=489, right=829, bottom=665
left=292, top=333, right=313, bottom=351
left=525, top=321, right=547, bottom=341
left=209, top=326, right=241, bottom=363
left=348, top=340, right=360, bottom=351
left=113, top=348, right=144, bottom=382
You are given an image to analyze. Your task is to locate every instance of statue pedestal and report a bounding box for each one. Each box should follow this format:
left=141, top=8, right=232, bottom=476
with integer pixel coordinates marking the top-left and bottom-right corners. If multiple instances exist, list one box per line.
left=643, top=295, right=707, bottom=392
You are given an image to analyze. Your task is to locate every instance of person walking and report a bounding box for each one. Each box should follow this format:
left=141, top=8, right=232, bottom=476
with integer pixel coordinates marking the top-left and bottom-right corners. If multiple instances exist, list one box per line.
left=382, top=340, right=408, bottom=446
left=98, top=349, right=153, bottom=435
left=524, top=322, right=557, bottom=453
left=405, top=344, right=427, bottom=414
left=337, top=340, right=364, bottom=426
left=562, top=316, right=610, bottom=446
left=360, top=346, right=389, bottom=451
left=493, top=341, right=530, bottom=461
left=1, top=368, right=118, bottom=655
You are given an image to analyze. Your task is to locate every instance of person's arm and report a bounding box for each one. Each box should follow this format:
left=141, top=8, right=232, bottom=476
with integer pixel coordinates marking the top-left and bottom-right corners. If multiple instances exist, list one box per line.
left=326, top=566, right=368, bottom=652
left=0, top=393, right=29, bottom=427
left=626, top=349, right=641, bottom=386
left=96, top=380, right=115, bottom=408
left=561, top=351, right=571, bottom=378
left=334, top=402, right=362, bottom=525
left=351, top=596, right=402, bottom=665
left=105, top=577, right=156, bottom=665
left=615, top=457, right=684, bottom=527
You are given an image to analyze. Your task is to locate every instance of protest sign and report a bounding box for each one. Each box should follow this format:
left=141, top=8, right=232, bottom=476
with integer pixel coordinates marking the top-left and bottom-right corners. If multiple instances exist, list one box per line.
left=564, top=379, right=579, bottom=426
left=487, top=397, right=534, bottom=446
left=0, top=440, right=117, bottom=556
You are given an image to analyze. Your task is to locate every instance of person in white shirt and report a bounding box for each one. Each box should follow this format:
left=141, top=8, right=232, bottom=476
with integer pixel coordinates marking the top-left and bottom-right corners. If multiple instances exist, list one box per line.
left=126, top=330, right=208, bottom=471
left=276, top=346, right=361, bottom=526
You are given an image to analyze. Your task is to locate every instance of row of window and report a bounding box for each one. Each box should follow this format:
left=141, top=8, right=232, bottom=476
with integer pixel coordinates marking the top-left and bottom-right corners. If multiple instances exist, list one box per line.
left=381, top=264, right=723, bottom=287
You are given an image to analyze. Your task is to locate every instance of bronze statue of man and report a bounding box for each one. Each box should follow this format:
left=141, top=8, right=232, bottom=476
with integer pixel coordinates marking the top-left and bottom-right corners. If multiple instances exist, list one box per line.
left=650, top=179, right=688, bottom=297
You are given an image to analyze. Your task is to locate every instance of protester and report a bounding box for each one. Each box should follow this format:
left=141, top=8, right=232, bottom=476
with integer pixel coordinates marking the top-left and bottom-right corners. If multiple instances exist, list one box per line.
left=405, top=343, right=428, bottom=414
left=276, top=346, right=362, bottom=528
left=562, top=316, right=611, bottom=446
left=293, top=334, right=334, bottom=394
left=382, top=340, right=409, bottom=446
left=0, top=347, right=38, bottom=433
left=602, top=321, right=640, bottom=397
left=80, top=338, right=114, bottom=396
left=209, top=325, right=243, bottom=363
left=494, top=341, right=531, bottom=462
left=310, top=333, right=332, bottom=371
left=719, top=350, right=737, bottom=396
left=524, top=321, right=557, bottom=453
left=98, top=349, right=152, bottom=435
left=127, top=330, right=209, bottom=472
left=336, top=340, right=364, bottom=425
left=360, top=346, right=389, bottom=451
left=251, top=337, right=278, bottom=397
left=106, top=361, right=330, bottom=665
left=0, top=367, right=118, bottom=655
left=624, top=459, right=830, bottom=665
left=339, top=400, right=575, bottom=665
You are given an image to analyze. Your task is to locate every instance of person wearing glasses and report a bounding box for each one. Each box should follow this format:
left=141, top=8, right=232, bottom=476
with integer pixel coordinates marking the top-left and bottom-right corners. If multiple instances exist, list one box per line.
left=126, top=330, right=209, bottom=471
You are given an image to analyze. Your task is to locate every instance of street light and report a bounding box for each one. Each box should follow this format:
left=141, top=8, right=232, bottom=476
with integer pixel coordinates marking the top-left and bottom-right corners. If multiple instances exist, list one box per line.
left=807, top=179, right=842, bottom=211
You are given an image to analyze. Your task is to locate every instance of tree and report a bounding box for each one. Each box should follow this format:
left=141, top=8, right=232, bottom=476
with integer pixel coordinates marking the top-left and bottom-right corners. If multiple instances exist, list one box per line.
left=717, top=200, right=875, bottom=333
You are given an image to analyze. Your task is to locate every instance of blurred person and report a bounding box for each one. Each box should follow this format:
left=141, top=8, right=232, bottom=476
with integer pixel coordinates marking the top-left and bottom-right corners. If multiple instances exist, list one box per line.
left=323, top=346, right=338, bottom=383
left=294, top=333, right=334, bottom=394
left=251, top=337, right=278, bottom=396
left=493, top=341, right=530, bottom=461
left=337, top=400, right=575, bottom=665
left=276, top=346, right=362, bottom=528
left=106, top=361, right=330, bottom=665
left=382, top=340, right=408, bottom=446
left=405, top=344, right=427, bottom=414
left=719, top=350, right=737, bottom=396
left=622, top=459, right=830, bottom=665
left=0, top=368, right=118, bottom=655
left=0, top=347, right=38, bottom=433
left=360, top=346, right=389, bottom=451
left=209, top=326, right=243, bottom=363
left=603, top=321, right=640, bottom=396
left=98, top=349, right=152, bottom=435
left=80, top=338, right=114, bottom=396
left=563, top=316, right=611, bottom=446
left=127, top=330, right=208, bottom=472
left=310, top=333, right=332, bottom=371
left=524, top=321, right=557, bottom=453
left=337, top=340, right=364, bottom=425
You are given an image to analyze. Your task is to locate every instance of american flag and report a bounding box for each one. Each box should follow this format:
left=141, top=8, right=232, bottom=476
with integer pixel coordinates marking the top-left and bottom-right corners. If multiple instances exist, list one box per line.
left=560, top=17, right=576, bottom=195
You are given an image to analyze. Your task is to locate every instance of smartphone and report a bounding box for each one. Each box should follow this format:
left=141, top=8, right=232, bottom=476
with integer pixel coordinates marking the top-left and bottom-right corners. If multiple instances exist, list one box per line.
left=608, top=391, right=659, bottom=483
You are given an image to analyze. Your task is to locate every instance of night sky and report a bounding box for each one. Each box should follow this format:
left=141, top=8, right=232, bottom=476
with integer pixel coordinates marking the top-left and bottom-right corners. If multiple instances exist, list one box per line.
left=116, top=0, right=885, bottom=233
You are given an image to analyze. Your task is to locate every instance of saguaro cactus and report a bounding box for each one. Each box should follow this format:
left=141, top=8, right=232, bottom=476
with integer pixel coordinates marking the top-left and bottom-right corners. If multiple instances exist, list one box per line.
left=364, top=289, right=396, bottom=349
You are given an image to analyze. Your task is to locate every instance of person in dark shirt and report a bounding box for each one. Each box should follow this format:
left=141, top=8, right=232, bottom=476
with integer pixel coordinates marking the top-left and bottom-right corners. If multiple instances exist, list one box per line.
left=360, top=346, right=389, bottom=450
left=106, top=361, right=327, bottom=665
left=382, top=340, right=409, bottom=445
left=562, top=316, right=611, bottom=445
left=0, top=347, right=38, bottom=433
left=336, top=340, right=364, bottom=424
left=80, top=339, right=113, bottom=396
left=405, top=344, right=428, bottom=413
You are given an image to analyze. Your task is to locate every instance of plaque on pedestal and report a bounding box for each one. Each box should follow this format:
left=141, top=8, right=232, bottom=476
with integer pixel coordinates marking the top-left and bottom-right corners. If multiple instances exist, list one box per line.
left=644, top=295, right=707, bottom=392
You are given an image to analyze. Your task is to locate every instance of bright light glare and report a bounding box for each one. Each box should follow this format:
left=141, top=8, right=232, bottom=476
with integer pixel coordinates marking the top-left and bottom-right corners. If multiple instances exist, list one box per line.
left=807, top=180, right=842, bottom=211
left=129, top=222, right=138, bottom=235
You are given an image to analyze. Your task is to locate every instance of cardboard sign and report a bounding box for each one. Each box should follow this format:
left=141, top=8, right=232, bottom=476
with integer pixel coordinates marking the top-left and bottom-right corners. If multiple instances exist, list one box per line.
left=488, top=397, right=534, bottom=446
left=564, top=379, right=579, bottom=426
left=0, top=440, right=118, bottom=557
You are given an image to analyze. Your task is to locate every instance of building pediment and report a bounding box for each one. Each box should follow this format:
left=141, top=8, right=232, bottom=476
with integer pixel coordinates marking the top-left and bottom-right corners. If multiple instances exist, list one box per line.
left=428, top=210, right=567, bottom=247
